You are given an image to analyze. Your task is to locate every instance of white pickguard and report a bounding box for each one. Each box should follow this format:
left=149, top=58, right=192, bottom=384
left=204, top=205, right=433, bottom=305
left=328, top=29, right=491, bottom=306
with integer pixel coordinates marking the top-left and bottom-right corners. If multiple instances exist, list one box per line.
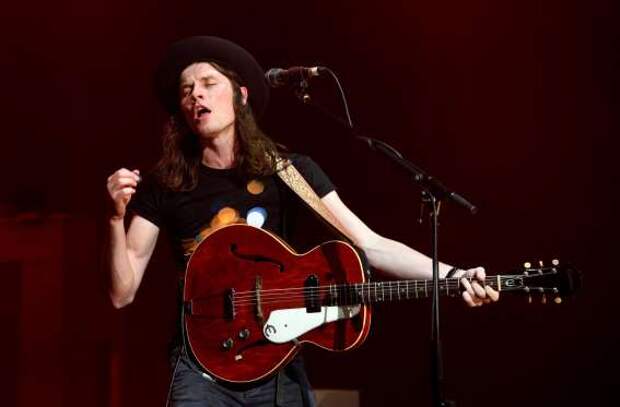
left=262, top=305, right=361, bottom=344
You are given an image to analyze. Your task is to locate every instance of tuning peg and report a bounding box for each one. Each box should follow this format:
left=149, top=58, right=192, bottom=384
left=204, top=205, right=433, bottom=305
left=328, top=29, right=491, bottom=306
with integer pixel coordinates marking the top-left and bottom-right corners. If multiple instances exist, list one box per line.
left=541, top=294, right=547, bottom=304
left=524, top=286, right=531, bottom=303
left=538, top=260, right=544, bottom=267
left=554, top=296, right=562, bottom=304
left=552, top=259, right=559, bottom=266
left=524, top=262, right=531, bottom=269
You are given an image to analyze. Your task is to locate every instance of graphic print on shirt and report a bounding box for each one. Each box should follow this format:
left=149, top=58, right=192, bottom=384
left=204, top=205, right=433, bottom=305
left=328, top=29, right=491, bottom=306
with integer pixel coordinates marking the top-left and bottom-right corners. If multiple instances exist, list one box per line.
left=181, top=179, right=269, bottom=257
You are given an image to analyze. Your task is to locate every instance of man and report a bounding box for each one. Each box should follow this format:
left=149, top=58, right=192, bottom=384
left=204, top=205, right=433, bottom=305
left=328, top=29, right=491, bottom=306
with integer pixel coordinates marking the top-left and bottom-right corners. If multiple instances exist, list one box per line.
left=106, top=36, right=499, bottom=406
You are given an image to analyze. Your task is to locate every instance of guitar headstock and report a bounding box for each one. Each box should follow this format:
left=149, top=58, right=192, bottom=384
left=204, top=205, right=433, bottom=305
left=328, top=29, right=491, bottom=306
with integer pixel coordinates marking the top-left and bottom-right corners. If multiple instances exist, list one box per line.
left=502, top=259, right=582, bottom=304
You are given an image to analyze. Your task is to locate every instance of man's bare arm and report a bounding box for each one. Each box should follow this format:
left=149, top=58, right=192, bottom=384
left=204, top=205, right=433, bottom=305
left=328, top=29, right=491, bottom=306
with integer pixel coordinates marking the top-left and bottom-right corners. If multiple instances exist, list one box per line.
left=109, top=215, right=159, bottom=308
left=320, top=190, right=499, bottom=306
left=106, top=168, right=159, bottom=308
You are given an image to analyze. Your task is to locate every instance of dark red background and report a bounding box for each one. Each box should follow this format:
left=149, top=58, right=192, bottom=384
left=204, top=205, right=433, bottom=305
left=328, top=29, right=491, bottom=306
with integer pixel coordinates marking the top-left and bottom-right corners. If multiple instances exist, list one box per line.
left=1, top=1, right=616, bottom=406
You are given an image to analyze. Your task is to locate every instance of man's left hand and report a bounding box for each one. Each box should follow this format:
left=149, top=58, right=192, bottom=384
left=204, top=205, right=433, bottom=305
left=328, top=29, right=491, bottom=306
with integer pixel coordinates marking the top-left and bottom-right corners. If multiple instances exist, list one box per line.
left=454, top=267, right=500, bottom=307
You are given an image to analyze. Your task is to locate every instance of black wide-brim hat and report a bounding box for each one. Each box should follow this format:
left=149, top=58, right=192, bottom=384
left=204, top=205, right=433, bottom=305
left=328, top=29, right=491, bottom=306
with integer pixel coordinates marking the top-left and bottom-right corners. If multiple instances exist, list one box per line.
left=154, top=36, right=269, bottom=117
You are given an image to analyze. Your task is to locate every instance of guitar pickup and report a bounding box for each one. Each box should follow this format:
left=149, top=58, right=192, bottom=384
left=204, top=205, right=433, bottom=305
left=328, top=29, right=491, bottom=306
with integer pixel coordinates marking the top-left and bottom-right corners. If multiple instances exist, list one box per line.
left=304, top=275, right=321, bottom=313
left=183, top=288, right=236, bottom=320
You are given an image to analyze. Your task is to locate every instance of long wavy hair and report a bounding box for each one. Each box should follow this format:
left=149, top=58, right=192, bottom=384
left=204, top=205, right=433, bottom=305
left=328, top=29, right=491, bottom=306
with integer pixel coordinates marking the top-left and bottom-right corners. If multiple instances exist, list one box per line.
left=153, top=62, right=280, bottom=191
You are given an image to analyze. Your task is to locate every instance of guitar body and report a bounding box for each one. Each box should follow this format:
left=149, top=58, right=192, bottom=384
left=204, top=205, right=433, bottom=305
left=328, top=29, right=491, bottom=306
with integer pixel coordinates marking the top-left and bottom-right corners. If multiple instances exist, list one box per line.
left=183, top=224, right=371, bottom=383
left=183, top=224, right=582, bottom=383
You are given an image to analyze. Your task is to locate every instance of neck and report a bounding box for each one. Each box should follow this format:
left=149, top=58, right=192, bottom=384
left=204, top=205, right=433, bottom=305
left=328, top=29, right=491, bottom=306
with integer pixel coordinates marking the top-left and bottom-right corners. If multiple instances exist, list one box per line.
left=200, top=127, right=237, bottom=169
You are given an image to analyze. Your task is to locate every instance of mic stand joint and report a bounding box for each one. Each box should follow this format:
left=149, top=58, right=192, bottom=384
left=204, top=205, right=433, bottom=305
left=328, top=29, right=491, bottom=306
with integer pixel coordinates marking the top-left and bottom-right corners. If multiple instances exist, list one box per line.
left=294, top=79, right=311, bottom=104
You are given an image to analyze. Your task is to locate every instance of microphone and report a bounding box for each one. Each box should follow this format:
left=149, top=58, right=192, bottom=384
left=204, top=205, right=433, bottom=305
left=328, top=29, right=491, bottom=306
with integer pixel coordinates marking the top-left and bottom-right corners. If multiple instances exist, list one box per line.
left=265, top=66, right=326, bottom=88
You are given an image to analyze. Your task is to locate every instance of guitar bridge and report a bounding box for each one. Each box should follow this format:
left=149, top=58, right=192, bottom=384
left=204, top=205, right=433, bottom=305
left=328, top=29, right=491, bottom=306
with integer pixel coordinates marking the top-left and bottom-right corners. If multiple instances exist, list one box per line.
left=224, top=288, right=235, bottom=320
left=255, top=276, right=264, bottom=325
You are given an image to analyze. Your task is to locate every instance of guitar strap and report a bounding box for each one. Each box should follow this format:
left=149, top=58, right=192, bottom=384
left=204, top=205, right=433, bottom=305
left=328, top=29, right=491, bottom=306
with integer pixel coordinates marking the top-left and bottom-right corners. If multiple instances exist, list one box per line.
left=275, top=157, right=353, bottom=243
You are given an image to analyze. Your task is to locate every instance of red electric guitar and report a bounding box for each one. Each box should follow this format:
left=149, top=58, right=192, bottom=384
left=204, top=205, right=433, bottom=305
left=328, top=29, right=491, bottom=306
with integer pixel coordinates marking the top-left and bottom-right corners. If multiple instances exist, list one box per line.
left=183, top=224, right=580, bottom=383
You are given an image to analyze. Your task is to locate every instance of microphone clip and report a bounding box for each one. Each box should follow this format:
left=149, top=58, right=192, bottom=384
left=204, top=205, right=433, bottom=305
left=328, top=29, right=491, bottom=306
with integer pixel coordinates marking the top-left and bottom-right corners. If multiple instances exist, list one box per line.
left=293, top=78, right=312, bottom=104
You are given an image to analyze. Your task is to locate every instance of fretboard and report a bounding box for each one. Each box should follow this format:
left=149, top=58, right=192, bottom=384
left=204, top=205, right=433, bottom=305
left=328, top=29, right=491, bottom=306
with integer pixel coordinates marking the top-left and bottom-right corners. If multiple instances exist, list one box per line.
left=322, top=276, right=519, bottom=306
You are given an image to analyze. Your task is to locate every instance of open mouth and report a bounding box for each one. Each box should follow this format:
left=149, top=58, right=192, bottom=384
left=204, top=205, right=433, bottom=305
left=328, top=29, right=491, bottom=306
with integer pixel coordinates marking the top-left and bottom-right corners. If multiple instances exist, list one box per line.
left=196, top=106, right=211, bottom=118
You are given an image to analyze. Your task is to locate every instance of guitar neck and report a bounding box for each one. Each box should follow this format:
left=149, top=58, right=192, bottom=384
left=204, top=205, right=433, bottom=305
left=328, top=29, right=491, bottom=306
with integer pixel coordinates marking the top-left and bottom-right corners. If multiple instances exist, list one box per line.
left=323, top=275, right=527, bottom=306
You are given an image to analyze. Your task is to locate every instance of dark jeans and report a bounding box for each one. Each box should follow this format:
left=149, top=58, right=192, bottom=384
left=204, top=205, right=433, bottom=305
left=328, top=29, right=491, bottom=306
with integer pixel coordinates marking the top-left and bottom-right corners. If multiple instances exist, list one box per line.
left=167, top=348, right=316, bottom=407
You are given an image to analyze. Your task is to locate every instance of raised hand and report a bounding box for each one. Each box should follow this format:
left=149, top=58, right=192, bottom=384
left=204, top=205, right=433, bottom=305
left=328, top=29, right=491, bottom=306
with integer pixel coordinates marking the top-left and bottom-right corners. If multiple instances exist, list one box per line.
left=106, top=168, right=141, bottom=220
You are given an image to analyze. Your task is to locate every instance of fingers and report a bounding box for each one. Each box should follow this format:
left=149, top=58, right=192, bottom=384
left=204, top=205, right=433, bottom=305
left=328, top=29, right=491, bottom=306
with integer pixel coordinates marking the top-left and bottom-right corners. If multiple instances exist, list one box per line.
left=460, top=266, right=500, bottom=307
left=107, top=168, right=141, bottom=184
left=460, top=277, right=476, bottom=300
left=462, top=290, right=491, bottom=307
left=107, top=168, right=141, bottom=191
left=462, top=290, right=481, bottom=307
left=472, top=266, right=486, bottom=281
left=112, top=187, right=136, bottom=198
left=106, top=168, right=141, bottom=218
left=485, top=285, right=500, bottom=302
left=110, top=187, right=136, bottom=208
left=460, top=272, right=485, bottom=299
left=472, top=281, right=487, bottom=299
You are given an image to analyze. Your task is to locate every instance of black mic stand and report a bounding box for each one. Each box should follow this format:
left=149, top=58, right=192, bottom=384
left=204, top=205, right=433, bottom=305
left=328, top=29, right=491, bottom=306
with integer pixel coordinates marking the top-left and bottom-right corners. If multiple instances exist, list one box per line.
left=350, top=136, right=476, bottom=407
left=289, top=80, right=477, bottom=407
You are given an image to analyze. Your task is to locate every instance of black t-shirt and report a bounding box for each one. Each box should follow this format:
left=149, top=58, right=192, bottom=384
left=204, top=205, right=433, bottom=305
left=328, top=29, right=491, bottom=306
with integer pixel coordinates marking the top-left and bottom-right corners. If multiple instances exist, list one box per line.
left=129, top=154, right=335, bottom=268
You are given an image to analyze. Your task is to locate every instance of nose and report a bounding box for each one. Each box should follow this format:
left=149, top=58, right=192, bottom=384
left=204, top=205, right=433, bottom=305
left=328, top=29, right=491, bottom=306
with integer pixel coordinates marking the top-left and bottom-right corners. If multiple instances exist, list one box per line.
left=190, top=84, right=205, bottom=101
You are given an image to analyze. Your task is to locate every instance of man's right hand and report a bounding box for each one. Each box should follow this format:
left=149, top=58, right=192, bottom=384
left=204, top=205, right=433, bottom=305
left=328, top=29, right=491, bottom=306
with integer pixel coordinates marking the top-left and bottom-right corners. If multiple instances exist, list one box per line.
left=106, top=168, right=141, bottom=220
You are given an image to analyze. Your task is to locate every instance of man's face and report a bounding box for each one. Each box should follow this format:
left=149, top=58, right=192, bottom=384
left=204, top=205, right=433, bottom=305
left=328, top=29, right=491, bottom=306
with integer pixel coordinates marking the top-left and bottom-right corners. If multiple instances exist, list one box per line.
left=178, top=62, right=247, bottom=140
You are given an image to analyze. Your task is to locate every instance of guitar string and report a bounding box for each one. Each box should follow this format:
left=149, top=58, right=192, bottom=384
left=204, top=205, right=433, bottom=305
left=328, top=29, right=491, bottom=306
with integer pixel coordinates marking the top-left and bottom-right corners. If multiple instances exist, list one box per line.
left=229, top=275, right=527, bottom=299
left=229, top=275, right=546, bottom=300
left=231, top=273, right=558, bottom=295
left=185, top=284, right=559, bottom=313
left=230, top=283, right=555, bottom=303
left=228, top=287, right=556, bottom=307
left=227, top=287, right=556, bottom=308
left=184, top=276, right=560, bottom=308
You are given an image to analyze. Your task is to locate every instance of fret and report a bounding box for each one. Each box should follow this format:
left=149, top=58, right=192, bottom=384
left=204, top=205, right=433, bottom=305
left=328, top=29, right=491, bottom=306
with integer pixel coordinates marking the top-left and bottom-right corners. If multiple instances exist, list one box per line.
left=446, top=278, right=450, bottom=296
left=414, top=280, right=418, bottom=298
left=374, top=282, right=378, bottom=302
left=497, top=275, right=502, bottom=291
left=397, top=281, right=401, bottom=300
left=389, top=282, right=393, bottom=301
left=424, top=280, right=428, bottom=297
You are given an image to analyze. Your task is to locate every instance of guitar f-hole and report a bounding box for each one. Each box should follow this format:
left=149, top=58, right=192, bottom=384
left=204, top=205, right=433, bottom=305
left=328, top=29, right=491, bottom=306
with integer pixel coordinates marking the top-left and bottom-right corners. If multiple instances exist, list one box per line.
left=230, top=244, right=285, bottom=272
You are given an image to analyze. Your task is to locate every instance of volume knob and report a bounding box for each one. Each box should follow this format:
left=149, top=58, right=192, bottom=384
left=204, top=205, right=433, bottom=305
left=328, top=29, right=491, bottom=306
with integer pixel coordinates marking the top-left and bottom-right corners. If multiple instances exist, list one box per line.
left=222, top=338, right=234, bottom=351
left=239, top=328, right=250, bottom=339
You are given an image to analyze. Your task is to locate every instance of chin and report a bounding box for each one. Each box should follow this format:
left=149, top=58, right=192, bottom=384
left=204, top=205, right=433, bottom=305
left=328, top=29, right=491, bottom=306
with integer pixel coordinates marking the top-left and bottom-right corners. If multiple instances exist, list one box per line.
left=195, top=128, right=225, bottom=141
